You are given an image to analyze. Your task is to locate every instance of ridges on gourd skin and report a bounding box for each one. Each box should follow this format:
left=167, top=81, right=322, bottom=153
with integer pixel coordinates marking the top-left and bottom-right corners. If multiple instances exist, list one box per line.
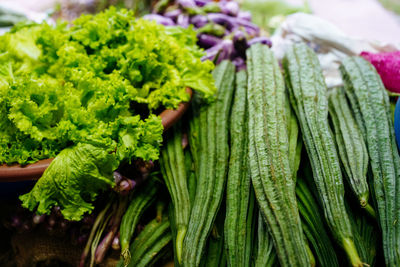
left=182, top=60, right=235, bottom=267
left=283, top=43, right=362, bottom=267
left=246, top=43, right=310, bottom=267
left=340, top=56, right=400, bottom=267
left=328, top=87, right=374, bottom=216
left=224, top=70, right=255, bottom=267
left=159, top=121, right=191, bottom=264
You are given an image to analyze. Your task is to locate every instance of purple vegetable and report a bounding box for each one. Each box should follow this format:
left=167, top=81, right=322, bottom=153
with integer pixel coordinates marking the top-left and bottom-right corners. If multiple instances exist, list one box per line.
left=190, top=15, right=208, bottom=28
left=238, top=11, right=252, bottom=21
left=142, top=14, right=175, bottom=26
left=219, top=1, right=240, bottom=16
left=164, top=9, right=182, bottom=20
left=198, top=34, right=221, bottom=48
left=207, top=13, right=236, bottom=30
left=202, top=39, right=234, bottom=64
left=236, top=18, right=260, bottom=36
left=233, top=30, right=246, bottom=42
left=177, top=0, right=196, bottom=8
left=232, top=29, right=247, bottom=58
left=94, top=197, right=128, bottom=264
left=177, top=14, right=190, bottom=28
left=247, top=37, right=272, bottom=47
left=194, top=0, right=211, bottom=7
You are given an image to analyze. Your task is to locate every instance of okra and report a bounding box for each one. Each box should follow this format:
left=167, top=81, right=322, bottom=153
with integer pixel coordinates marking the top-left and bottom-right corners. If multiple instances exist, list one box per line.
left=246, top=43, right=310, bottom=267
left=340, top=56, right=400, bottom=266
left=182, top=60, right=235, bottom=267
left=283, top=43, right=362, bottom=267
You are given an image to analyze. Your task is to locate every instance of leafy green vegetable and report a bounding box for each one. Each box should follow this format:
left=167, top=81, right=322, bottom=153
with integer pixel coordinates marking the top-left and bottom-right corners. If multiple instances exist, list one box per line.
left=19, top=143, right=119, bottom=221
left=0, top=7, right=216, bottom=220
left=0, top=7, right=215, bottom=166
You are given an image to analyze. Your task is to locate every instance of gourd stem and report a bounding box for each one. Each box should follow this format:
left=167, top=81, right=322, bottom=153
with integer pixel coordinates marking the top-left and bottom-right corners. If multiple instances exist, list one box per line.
left=342, top=237, right=363, bottom=267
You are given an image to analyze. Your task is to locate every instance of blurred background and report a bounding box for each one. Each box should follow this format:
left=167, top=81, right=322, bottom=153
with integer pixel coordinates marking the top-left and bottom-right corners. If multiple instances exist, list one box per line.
left=1, top=0, right=399, bottom=43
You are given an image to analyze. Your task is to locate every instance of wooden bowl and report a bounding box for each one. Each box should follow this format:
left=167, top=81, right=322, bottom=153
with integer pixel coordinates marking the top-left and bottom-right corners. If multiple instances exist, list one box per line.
left=0, top=88, right=192, bottom=182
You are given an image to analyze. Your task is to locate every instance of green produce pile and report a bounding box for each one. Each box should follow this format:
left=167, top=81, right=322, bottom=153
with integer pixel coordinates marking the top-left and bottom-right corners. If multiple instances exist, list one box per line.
left=125, top=43, right=396, bottom=267
left=3, top=5, right=400, bottom=267
left=0, top=7, right=215, bottom=220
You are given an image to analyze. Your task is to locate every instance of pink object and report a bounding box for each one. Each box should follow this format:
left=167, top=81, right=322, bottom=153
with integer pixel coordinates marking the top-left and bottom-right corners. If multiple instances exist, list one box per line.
left=360, top=51, right=400, bottom=93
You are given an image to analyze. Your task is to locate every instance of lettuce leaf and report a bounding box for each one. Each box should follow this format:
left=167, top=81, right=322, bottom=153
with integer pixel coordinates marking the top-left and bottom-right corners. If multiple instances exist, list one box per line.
left=19, top=143, right=119, bottom=221
left=0, top=8, right=216, bottom=220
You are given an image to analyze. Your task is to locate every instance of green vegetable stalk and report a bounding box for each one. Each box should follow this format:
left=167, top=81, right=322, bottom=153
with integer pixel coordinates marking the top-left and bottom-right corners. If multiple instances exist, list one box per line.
left=182, top=60, right=235, bottom=267
left=224, top=70, right=254, bottom=267
left=328, top=87, right=374, bottom=216
left=246, top=43, right=310, bottom=267
left=283, top=43, right=362, bottom=267
left=160, top=121, right=191, bottom=264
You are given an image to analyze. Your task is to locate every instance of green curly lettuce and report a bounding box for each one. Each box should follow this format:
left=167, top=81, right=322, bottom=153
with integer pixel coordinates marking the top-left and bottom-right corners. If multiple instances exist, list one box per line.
left=0, top=8, right=216, bottom=220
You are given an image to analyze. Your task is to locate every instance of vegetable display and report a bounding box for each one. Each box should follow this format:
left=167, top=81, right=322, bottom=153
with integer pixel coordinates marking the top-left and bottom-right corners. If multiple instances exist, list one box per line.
left=3, top=2, right=400, bottom=267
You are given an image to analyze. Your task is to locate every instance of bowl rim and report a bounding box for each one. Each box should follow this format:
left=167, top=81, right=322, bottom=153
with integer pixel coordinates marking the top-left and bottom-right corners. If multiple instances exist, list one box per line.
left=0, top=88, right=193, bottom=182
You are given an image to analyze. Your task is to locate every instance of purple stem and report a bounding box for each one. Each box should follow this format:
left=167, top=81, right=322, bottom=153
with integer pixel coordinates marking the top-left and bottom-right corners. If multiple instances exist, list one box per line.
left=94, top=197, right=128, bottom=264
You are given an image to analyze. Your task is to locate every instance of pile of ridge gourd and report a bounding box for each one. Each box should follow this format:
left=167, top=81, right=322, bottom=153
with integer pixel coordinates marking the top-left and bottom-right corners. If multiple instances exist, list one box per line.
left=118, top=42, right=399, bottom=267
